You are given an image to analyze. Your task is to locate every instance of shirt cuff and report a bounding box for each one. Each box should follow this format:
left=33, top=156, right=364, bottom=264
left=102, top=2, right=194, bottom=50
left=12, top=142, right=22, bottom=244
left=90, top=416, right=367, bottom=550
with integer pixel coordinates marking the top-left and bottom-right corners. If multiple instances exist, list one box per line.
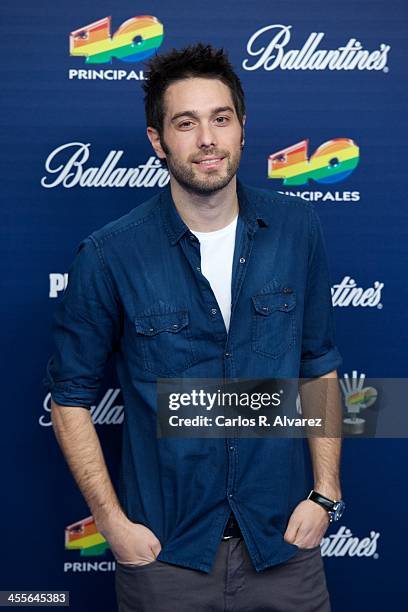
left=49, top=386, right=96, bottom=408
left=44, top=357, right=99, bottom=408
left=299, top=346, right=342, bottom=378
left=44, top=378, right=97, bottom=409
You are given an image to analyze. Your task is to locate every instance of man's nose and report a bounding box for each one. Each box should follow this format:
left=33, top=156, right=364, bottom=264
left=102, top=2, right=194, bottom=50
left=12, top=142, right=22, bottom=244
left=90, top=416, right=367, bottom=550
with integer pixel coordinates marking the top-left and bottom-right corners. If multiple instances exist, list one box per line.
left=196, top=124, right=217, bottom=149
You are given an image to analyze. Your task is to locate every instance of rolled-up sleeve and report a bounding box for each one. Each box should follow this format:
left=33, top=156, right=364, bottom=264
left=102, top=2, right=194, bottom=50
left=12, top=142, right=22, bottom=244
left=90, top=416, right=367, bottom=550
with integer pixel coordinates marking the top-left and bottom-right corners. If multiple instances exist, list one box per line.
left=44, top=236, right=121, bottom=408
left=299, top=206, right=342, bottom=378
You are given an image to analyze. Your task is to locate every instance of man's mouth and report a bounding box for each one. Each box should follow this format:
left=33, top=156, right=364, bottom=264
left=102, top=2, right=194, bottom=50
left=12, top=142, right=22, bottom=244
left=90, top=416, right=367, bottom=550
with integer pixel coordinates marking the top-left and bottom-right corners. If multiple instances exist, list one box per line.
left=193, top=157, right=225, bottom=169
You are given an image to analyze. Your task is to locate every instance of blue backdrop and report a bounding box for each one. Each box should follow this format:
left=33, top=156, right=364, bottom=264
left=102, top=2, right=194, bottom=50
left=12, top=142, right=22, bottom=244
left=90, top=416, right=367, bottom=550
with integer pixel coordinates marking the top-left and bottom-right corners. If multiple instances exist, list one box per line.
left=1, top=0, right=407, bottom=610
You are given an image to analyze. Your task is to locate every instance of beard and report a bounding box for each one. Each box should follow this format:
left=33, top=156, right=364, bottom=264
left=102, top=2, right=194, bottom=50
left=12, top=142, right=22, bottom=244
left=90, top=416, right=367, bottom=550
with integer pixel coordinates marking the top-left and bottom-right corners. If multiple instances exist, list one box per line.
left=160, top=136, right=243, bottom=196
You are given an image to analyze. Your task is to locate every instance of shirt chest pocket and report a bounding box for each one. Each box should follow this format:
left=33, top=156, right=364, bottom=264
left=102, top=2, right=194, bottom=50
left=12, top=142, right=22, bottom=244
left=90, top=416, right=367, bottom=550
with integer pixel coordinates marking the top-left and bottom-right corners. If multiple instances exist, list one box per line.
left=251, top=287, right=296, bottom=359
left=134, top=306, right=197, bottom=377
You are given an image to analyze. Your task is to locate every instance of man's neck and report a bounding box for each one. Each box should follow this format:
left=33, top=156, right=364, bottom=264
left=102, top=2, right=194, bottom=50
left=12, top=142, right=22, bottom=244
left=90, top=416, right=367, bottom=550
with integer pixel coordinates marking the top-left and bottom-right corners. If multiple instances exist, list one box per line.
left=169, top=175, right=239, bottom=232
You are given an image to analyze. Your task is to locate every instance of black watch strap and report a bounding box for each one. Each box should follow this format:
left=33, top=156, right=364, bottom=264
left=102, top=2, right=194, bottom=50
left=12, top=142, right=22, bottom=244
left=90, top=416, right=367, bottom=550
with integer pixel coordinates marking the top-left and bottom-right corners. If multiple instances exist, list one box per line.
left=307, top=490, right=336, bottom=511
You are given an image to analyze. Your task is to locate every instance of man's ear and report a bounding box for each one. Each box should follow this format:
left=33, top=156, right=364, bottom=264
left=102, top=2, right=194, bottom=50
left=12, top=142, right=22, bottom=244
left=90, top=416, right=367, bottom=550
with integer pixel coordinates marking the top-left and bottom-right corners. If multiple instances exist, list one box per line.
left=241, top=114, right=246, bottom=147
left=146, top=127, right=166, bottom=160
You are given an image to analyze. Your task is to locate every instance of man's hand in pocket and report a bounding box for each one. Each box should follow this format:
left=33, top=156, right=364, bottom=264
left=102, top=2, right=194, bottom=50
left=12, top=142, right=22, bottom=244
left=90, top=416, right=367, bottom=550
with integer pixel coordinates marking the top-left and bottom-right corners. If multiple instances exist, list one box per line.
left=284, top=499, right=330, bottom=549
left=96, top=511, right=162, bottom=565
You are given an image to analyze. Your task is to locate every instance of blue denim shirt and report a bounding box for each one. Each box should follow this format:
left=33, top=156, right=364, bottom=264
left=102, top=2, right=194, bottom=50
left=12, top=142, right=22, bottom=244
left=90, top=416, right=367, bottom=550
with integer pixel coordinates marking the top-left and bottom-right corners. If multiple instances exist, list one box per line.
left=45, top=180, right=342, bottom=573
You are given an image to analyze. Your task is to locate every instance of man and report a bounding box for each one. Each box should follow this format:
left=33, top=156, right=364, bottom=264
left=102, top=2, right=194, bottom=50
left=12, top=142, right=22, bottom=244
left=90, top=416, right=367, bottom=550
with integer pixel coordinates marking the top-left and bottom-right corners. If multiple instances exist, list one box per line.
left=46, top=43, right=344, bottom=611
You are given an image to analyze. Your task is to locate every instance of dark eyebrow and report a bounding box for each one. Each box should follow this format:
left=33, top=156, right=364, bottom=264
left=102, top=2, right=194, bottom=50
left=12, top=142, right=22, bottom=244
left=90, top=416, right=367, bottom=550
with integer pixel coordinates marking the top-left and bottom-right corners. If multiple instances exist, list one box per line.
left=170, top=106, right=235, bottom=124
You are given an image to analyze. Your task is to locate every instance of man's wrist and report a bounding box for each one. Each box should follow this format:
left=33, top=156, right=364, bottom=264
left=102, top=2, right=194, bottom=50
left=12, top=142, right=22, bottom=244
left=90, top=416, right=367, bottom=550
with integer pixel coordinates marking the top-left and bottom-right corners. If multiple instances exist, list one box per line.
left=94, top=504, right=128, bottom=536
left=313, top=482, right=342, bottom=500
left=308, top=488, right=346, bottom=523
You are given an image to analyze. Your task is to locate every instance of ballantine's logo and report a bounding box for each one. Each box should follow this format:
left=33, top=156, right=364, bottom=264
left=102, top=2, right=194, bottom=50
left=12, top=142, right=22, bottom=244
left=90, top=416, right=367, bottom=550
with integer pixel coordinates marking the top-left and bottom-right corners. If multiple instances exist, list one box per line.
left=70, top=15, right=164, bottom=64
left=40, top=390, right=123, bottom=426
left=320, top=526, right=380, bottom=558
left=269, top=139, right=360, bottom=186
left=332, top=277, right=384, bottom=308
left=243, top=25, right=390, bottom=72
left=41, top=143, right=169, bottom=189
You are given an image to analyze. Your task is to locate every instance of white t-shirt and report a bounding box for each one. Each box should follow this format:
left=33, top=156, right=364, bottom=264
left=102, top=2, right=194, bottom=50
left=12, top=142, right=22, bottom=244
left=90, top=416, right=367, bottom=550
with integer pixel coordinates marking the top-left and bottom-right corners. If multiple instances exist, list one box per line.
left=191, top=215, right=238, bottom=332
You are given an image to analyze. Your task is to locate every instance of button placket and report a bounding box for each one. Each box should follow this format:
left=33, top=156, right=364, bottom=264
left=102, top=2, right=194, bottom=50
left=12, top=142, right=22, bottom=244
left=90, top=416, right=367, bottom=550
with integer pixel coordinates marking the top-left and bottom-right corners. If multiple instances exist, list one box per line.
left=180, top=233, right=228, bottom=340
left=230, top=227, right=255, bottom=329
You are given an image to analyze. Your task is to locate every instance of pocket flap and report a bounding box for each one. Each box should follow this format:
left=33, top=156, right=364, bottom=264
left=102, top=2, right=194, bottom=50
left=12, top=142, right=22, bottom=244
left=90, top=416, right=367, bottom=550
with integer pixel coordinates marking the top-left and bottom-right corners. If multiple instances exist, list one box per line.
left=252, top=292, right=296, bottom=315
left=134, top=310, right=189, bottom=336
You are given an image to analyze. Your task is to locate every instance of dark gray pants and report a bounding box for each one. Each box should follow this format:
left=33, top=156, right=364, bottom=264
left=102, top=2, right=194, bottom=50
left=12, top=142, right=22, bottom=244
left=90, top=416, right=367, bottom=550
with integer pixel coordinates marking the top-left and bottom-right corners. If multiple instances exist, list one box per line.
left=115, top=536, right=331, bottom=612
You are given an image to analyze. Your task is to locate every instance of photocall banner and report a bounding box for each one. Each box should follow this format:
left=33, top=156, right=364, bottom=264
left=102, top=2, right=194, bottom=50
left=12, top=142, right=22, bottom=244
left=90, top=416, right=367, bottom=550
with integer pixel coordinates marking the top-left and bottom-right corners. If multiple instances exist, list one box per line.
left=1, top=0, right=407, bottom=610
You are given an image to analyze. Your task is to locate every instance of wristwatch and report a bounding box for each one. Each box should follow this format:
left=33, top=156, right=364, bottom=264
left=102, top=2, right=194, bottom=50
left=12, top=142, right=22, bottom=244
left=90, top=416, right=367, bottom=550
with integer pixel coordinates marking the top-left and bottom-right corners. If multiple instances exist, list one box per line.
left=307, top=490, right=345, bottom=523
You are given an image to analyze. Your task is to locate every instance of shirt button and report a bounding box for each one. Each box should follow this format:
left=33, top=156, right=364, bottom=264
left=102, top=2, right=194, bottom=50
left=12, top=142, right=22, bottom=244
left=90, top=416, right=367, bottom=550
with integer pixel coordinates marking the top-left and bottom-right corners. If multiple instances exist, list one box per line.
left=189, top=234, right=197, bottom=242
left=225, top=352, right=231, bottom=358
left=228, top=493, right=233, bottom=498
left=229, top=446, right=234, bottom=451
left=239, top=257, right=246, bottom=264
left=210, top=308, right=217, bottom=315
left=172, top=324, right=179, bottom=329
left=283, top=287, right=293, bottom=294
left=149, top=327, right=154, bottom=332
left=196, top=266, right=201, bottom=272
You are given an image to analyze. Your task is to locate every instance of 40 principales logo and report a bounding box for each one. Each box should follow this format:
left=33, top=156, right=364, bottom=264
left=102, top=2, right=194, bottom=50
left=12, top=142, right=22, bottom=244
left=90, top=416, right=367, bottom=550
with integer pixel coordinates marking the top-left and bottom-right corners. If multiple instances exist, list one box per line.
left=340, top=370, right=378, bottom=436
left=68, top=14, right=164, bottom=81
left=269, top=138, right=360, bottom=203
left=64, top=516, right=116, bottom=573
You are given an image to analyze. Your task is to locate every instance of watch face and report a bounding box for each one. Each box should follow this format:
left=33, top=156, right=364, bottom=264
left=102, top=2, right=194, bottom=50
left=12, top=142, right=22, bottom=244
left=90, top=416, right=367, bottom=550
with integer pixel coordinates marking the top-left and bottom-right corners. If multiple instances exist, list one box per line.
left=333, top=501, right=345, bottom=520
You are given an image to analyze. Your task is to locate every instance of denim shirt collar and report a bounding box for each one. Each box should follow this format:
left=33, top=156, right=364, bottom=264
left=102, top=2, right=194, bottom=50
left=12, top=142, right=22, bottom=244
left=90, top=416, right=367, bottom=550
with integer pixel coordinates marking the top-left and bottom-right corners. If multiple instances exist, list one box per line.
left=160, top=178, right=269, bottom=246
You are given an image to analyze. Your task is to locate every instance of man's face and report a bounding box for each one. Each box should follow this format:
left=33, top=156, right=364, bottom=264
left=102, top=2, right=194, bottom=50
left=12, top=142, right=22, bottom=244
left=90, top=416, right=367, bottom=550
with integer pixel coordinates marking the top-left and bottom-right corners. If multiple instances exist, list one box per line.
left=149, top=77, right=245, bottom=195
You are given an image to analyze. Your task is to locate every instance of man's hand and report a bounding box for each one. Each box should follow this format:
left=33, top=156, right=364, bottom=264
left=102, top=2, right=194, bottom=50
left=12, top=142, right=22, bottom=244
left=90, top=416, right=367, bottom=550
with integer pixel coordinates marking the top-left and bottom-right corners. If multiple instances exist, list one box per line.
left=98, top=513, right=162, bottom=566
left=283, top=499, right=330, bottom=549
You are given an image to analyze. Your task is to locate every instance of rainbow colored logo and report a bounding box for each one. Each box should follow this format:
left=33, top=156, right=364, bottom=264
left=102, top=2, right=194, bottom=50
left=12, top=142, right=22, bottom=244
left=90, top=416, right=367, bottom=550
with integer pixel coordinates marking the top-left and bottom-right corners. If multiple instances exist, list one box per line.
left=70, top=15, right=164, bottom=64
left=268, top=138, right=360, bottom=186
left=65, top=516, right=109, bottom=557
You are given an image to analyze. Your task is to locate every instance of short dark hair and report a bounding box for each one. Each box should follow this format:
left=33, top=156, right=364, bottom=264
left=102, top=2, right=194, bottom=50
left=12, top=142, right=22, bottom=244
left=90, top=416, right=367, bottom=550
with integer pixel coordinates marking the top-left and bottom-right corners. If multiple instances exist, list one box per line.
left=142, top=43, right=245, bottom=136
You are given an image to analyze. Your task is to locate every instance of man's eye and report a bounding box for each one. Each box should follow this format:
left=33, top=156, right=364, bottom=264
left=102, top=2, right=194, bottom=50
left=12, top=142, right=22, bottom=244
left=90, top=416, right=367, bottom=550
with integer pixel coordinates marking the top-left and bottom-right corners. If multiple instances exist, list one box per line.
left=179, top=121, right=193, bottom=129
left=215, top=116, right=229, bottom=124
